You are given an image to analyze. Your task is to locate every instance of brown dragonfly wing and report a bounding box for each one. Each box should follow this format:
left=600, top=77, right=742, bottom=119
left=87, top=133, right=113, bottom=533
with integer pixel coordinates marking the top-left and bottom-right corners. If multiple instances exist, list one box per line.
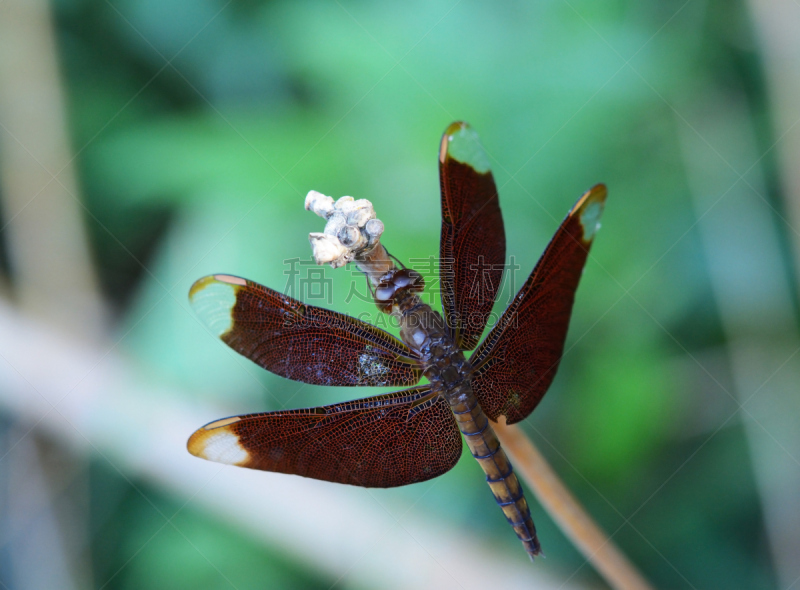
left=439, top=122, right=506, bottom=351
left=470, top=184, right=607, bottom=424
left=190, top=274, right=422, bottom=387
left=187, top=386, right=462, bottom=488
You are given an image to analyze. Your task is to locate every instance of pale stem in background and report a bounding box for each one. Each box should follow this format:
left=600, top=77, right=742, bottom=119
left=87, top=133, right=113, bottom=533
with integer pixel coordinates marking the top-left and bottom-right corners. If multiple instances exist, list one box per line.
left=0, top=0, right=107, bottom=587
left=678, top=95, right=800, bottom=589
left=745, top=14, right=800, bottom=584
left=748, top=0, right=800, bottom=292
left=0, top=0, right=106, bottom=339
left=306, top=190, right=655, bottom=590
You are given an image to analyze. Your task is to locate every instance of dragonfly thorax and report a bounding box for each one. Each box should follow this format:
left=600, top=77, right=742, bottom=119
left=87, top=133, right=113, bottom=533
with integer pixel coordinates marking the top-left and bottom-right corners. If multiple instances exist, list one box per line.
left=374, top=268, right=424, bottom=313
left=393, top=295, right=472, bottom=402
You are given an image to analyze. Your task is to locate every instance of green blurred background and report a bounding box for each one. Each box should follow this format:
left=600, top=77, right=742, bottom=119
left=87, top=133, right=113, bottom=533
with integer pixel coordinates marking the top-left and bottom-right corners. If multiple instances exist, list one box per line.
left=1, top=0, right=799, bottom=588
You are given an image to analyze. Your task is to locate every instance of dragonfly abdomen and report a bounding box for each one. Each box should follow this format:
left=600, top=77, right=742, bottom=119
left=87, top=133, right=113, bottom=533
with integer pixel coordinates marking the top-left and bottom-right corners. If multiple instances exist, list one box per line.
left=450, top=391, right=541, bottom=560
left=395, top=299, right=541, bottom=558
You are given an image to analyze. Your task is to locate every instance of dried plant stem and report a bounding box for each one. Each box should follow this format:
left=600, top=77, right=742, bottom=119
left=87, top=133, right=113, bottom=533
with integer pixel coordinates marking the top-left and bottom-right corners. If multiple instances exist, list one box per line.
left=494, top=420, right=653, bottom=590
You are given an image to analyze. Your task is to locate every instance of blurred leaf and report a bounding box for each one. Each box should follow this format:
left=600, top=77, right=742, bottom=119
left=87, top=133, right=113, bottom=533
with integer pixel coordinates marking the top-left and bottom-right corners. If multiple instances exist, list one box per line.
left=564, top=343, right=680, bottom=479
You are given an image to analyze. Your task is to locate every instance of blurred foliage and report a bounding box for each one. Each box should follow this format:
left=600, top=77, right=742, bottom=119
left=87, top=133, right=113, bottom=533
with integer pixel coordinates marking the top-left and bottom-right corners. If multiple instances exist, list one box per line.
left=89, top=462, right=330, bottom=590
left=8, top=0, right=786, bottom=587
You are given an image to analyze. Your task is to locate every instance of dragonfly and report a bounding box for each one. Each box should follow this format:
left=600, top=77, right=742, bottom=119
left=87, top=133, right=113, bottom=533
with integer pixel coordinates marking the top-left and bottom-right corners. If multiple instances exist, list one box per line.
left=187, top=122, right=606, bottom=560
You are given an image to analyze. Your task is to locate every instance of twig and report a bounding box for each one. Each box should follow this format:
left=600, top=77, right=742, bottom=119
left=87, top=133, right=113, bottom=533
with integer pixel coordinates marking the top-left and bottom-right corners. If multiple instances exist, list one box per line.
left=307, top=191, right=655, bottom=590
left=494, top=420, right=653, bottom=590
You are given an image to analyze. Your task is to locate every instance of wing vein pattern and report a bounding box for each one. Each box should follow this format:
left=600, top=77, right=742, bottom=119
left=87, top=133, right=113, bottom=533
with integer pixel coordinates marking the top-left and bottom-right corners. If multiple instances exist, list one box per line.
left=187, top=386, right=463, bottom=488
